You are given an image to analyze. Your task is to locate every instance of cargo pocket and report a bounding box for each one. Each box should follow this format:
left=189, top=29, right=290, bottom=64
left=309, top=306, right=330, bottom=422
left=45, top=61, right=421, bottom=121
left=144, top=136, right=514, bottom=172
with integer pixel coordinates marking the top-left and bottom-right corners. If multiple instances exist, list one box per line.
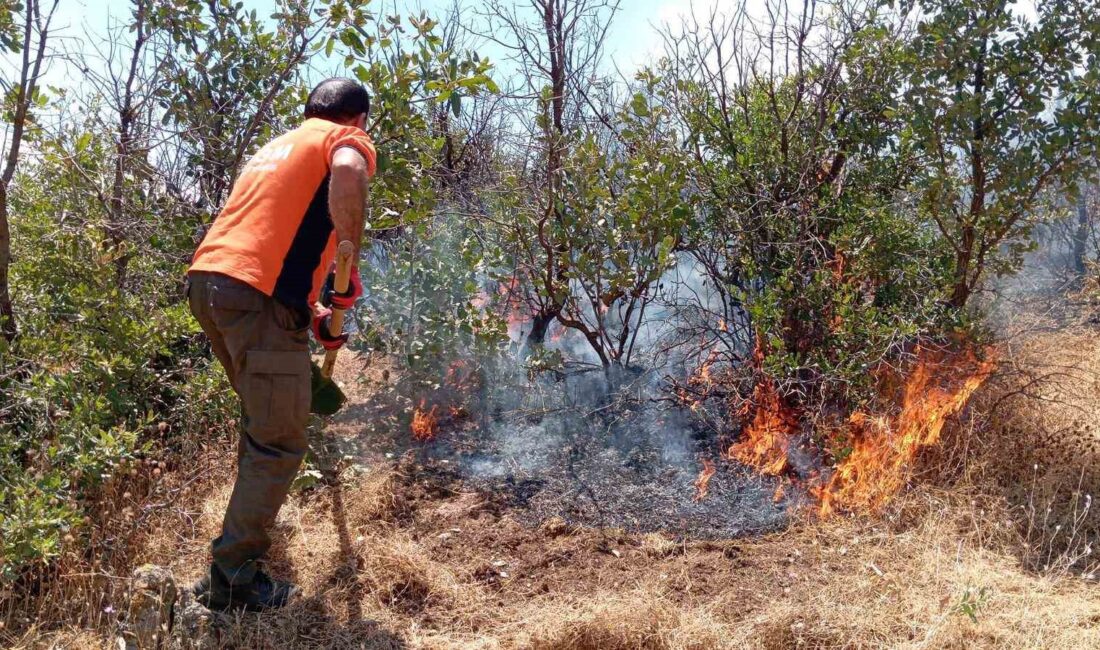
left=208, top=279, right=265, bottom=332
left=241, top=349, right=311, bottom=443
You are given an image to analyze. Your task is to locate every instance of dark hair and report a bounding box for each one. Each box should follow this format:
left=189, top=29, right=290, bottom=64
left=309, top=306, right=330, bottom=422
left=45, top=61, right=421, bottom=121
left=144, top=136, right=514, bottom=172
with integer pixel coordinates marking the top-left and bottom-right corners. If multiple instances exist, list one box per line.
left=304, top=78, right=371, bottom=123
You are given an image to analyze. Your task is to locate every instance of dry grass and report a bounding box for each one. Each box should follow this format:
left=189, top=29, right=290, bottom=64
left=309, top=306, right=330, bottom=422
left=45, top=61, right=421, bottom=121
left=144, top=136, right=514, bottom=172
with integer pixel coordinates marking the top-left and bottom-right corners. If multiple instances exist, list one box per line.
left=961, top=326, right=1100, bottom=578
left=4, top=328, right=1100, bottom=649
left=511, top=587, right=730, bottom=650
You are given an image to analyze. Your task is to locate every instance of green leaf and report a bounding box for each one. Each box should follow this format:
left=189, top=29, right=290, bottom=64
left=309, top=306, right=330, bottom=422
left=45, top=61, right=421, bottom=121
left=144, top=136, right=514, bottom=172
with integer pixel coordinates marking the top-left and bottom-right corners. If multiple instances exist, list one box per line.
left=376, top=150, right=391, bottom=172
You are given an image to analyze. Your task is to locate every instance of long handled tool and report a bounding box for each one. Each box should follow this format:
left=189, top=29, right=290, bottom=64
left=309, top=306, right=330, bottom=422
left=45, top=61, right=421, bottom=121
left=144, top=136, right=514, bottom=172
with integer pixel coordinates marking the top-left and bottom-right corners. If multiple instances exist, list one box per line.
left=321, top=239, right=355, bottom=378
left=311, top=240, right=355, bottom=415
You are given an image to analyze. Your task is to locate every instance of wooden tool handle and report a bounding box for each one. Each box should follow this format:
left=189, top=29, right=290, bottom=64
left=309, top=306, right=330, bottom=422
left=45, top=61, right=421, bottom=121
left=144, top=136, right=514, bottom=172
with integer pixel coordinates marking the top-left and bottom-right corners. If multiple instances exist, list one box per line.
left=321, top=240, right=355, bottom=379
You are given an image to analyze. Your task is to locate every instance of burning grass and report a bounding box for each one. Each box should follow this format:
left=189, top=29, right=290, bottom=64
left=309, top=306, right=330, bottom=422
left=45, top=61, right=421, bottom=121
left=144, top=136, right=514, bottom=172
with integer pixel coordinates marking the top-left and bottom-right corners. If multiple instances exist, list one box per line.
left=692, top=459, right=716, bottom=502
left=718, top=343, right=997, bottom=517
left=728, top=372, right=798, bottom=477
left=11, top=442, right=1099, bottom=650
left=5, top=330, right=1100, bottom=649
left=818, top=346, right=997, bottom=515
left=411, top=400, right=440, bottom=441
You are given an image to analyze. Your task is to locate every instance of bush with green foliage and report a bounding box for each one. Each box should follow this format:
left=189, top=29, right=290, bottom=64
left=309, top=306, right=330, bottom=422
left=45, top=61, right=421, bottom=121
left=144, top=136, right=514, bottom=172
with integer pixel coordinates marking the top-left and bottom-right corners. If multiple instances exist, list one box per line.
left=359, top=212, right=508, bottom=390
left=0, top=126, right=233, bottom=580
left=654, top=10, right=959, bottom=408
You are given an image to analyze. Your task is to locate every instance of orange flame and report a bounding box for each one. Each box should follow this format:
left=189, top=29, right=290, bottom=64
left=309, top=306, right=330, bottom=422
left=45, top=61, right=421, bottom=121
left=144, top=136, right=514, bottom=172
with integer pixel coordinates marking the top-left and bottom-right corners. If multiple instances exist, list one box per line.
left=471, top=289, right=491, bottom=311
left=723, top=342, right=995, bottom=515
left=817, top=347, right=995, bottom=516
left=411, top=400, right=439, bottom=441
left=728, top=374, right=799, bottom=476
left=675, top=348, right=721, bottom=412
left=507, top=310, right=529, bottom=335
left=693, top=458, right=716, bottom=502
left=697, top=353, right=716, bottom=386
left=488, top=277, right=530, bottom=338
left=445, top=359, right=478, bottom=391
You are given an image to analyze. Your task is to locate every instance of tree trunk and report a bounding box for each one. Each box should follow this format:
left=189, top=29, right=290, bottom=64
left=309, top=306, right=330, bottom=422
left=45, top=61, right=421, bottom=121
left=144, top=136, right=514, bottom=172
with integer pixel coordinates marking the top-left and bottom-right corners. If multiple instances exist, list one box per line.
left=948, top=278, right=971, bottom=309
left=525, top=309, right=556, bottom=349
left=949, top=226, right=975, bottom=308
left=0, top=0, right=59, bottom=342
left=950, top=32, right=986, bottom=311
left=0, top=185, right=16, bottom=342
left=526, top=0, right=568, bottom=351
left=110, top=107, right=134, bottom=285
left=1072, top=191, right=1089, bottom=282
left=949, top=257, right=972, bottom=308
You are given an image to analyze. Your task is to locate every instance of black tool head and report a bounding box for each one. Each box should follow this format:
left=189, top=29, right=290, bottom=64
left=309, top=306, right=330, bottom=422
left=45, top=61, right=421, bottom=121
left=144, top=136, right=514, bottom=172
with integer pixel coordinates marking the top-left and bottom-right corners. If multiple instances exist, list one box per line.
left=310, top=361, right=347, bottom=415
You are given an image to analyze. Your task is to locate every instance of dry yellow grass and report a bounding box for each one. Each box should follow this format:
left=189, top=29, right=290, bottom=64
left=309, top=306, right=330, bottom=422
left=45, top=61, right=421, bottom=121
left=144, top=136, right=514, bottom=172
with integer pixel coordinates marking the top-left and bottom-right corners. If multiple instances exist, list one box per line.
left=4, top=327, right=1100, bottom=649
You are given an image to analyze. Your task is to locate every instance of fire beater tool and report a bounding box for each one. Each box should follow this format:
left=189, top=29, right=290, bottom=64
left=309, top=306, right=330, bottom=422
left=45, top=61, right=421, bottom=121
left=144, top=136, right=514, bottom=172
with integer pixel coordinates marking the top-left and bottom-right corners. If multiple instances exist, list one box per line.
left=310, top=239, right=354, bottom=415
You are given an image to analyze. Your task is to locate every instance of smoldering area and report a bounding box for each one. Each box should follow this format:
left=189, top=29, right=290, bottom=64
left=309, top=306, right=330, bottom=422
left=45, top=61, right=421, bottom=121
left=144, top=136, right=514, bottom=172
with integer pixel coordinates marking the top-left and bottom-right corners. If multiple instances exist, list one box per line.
left=329, top=242, right=793, bottom=539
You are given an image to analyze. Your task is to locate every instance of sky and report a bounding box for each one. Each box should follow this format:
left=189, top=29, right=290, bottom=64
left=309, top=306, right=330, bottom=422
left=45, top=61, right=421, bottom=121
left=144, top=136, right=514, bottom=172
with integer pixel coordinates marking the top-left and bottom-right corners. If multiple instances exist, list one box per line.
left=53, top=0, right=727, bottom=81
left=27, top=0, right=1042, bottom=91
left=0, top=0, right=737, bottom=154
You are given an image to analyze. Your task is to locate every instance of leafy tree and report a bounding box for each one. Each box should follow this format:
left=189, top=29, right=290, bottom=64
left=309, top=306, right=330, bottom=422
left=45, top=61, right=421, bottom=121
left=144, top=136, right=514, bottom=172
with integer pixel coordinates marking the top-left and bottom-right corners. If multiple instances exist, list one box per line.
left=0, top=0, right=498, bottom=584
left=1, top=122, right=225, bottom=581
left=360, top=212, right=506, bottom=393
left=544, top=80, right=691, bottom=369
left=481, top=0, right=621, bottom=349
left=0, top=0, right=59, bottom=342
left=327, top=5, right=497, bottom=229
left=62, top=0, right=178, bottom=286
left=904, top=0, right=1100, bottom=307
left=152, top=0, right=329, bottom=211
left=657, top=1, right=945, bottom=405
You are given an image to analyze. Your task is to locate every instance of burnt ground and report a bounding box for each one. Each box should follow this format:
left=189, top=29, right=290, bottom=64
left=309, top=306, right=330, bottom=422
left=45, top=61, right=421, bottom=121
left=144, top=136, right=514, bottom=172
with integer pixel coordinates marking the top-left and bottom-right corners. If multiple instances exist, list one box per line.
left=322, top=354, right=791, bottom=540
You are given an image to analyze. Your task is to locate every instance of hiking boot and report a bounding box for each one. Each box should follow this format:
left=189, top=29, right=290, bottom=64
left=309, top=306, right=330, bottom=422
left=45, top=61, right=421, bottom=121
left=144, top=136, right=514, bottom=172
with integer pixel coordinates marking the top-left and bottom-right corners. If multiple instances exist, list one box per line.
left=192, top=563, right=299, bottom=612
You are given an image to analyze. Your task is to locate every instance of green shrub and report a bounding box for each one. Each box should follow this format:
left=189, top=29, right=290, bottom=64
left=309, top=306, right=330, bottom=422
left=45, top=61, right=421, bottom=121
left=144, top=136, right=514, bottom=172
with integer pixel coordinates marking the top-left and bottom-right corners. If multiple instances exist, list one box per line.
left=0, top=128, right=233, bottom=581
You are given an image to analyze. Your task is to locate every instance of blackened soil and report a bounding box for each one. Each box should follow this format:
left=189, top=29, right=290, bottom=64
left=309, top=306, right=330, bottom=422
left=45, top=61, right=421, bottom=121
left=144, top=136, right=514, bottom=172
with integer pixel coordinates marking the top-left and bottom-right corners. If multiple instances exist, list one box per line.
left=324, top=354, right=793, bottom=540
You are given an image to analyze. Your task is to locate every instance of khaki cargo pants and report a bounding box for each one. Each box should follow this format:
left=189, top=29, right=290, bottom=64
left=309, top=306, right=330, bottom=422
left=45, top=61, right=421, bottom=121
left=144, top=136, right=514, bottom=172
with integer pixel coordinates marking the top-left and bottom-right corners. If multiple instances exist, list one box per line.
left=186, top=271, right=312, bottom=585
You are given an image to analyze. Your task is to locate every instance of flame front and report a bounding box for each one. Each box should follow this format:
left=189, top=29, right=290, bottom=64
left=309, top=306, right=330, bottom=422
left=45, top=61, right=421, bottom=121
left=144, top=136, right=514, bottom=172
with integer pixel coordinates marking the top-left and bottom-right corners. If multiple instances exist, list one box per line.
left=411, top=400, right=439, bottom=441
left=817, top=348, right=995, bottom=516
left=676, top=347, right=720, bottom=412
left=503, top=278, right=531, bottom=338
left=728, top=375, right=798, bottom=476
left=772, top=481, right=786, bottom=504
left=723, top=344, right=995, bottom=515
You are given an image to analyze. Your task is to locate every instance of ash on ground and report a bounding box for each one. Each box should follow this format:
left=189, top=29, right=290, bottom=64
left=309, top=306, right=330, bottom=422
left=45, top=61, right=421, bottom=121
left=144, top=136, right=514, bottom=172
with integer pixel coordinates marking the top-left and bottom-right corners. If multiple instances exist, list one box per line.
left=326, top=358, right=793, bottom=539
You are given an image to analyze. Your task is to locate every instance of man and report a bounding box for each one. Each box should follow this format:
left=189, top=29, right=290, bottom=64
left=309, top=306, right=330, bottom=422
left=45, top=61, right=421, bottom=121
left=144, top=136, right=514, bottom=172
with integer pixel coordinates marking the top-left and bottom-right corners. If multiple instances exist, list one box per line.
left=185, top=78, right=376, bottom=611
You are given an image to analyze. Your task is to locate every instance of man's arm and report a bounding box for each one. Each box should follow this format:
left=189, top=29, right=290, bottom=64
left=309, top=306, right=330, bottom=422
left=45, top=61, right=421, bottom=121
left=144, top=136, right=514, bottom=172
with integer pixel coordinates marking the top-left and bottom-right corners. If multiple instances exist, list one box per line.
left=328, top=147, right=370, bottom=261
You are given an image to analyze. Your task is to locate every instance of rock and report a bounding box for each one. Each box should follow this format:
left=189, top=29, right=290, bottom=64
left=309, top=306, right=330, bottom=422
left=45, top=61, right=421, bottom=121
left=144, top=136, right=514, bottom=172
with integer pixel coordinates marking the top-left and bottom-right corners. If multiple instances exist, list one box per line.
left=122, top=564, right=177, bottom=650
left=118, top=565, right=220, bottom=650
left=170, top=590, right=218, bottom=650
